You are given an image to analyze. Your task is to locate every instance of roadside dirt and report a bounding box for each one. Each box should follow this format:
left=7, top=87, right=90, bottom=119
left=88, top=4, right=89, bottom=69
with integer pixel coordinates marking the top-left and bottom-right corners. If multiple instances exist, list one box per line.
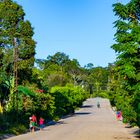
left=7, top=98, right=139, bottom=140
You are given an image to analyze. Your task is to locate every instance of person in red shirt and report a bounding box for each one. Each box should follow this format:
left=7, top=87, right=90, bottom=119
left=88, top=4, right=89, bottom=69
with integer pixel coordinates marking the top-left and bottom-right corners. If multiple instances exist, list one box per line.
left=31, top=114, right=37, bottom=132
left=32, top=114, right=37, bottom=123
left=116, top=111, right=122, bottom=121
left=39, top=117, right=44, bottom=130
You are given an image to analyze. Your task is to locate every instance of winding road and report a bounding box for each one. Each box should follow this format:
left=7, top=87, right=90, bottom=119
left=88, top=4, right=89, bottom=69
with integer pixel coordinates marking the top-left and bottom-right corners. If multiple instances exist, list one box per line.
left=7, top=98, right=138, bottom=140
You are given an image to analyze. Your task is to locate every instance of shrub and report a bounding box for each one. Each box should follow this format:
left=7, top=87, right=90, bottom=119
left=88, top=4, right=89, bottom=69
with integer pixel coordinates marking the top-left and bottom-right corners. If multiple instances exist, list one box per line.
left=93, top=91, right=109, bottom=99
left=98, top=92, right=109, bottom=98
left=50, top=85, right=88, bottom=117
left=8, top=124, right=27, bottom=135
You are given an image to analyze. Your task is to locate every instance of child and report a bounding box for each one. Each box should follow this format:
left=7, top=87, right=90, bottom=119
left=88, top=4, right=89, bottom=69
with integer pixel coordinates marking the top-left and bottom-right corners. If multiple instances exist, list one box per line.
left=39, top=117, right=44, bottom=130
left=116, top=110, right=122, bottom=121
left=29, top=117, right=33, bottom=132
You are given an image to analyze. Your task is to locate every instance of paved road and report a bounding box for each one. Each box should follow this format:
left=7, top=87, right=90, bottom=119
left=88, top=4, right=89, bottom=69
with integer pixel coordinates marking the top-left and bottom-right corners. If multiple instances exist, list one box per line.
left=7, top=98, right=138, bottom=140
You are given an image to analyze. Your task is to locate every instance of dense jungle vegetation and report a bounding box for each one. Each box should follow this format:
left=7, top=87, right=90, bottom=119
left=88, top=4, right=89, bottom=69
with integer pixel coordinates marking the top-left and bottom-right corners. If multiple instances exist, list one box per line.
left=0, top=0, right=140, bottom=135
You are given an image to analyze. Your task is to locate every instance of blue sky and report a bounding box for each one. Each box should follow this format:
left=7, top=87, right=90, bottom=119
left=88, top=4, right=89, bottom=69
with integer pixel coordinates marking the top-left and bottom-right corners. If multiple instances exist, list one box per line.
left=15, top=0, right=129, bottom=67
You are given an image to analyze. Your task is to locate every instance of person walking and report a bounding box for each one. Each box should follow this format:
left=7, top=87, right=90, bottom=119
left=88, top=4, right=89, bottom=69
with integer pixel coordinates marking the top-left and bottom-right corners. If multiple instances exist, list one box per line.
left=32, top=114, right=37, bottom=124
left=31, top=114, right=37, bottom=131
left=29, top=117, right=35, bottom=132
left=97, top=101, right=100, bottom=108
left=39, top=117, right=44, bottom=130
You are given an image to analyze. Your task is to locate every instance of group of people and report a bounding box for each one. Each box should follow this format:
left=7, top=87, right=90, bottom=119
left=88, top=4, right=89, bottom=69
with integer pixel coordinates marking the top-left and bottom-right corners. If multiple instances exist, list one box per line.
left=29, top=114, right=45, bottom=132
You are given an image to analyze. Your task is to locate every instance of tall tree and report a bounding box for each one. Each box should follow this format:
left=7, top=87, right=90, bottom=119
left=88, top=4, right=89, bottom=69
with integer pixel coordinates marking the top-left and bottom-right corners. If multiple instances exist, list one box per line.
left=0, top=0, right=36, bottom=84
left=35, top=53, right=69, bottom=88
left=112, top=0, right=140, bottom=126
left=45, top=52, right=69, bottom=68
left=35, top=53, right=86, bottom=88
left=0, top=0, right=36, bottom=112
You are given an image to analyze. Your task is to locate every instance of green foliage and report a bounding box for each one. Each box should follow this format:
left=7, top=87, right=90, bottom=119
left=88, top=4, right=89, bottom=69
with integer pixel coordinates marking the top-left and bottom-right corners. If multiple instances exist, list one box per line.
left=0, top=103, right=3, bottom=113
left=0, top=0, right=36, bottom=85
left=46, top=52, right=69, bottom=67
left=133, top=88, right=140, bottom=127
left=1, top=0, right=136, bottom=135
left=50, top=85, right=89, bottom=117
left=47, top=71, right=69, bottom=87
left=85, top=66, right=109, bottom=95
left=17, top=84, right=55, bottom=119
left=18, top=86, right=35, bottom=97
left=93, top=91, right=109, bottom=99
left=8, top=124, right=27, bottom=135
left=35, top=52, right=86, bottom=88
left=0, top=0, right=95, bottom=135
left=111, top=0, right=140, bottom=127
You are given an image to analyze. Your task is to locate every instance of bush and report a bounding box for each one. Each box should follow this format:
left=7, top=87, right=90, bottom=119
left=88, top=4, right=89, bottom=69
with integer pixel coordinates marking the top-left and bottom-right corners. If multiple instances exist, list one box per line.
left=7, top=124, right=27, bottom=135
left=98, top=92, right=109, bottom=98
left=93, top=91, right=109, bottom=99
left=50, top=85, right=88, bottom=117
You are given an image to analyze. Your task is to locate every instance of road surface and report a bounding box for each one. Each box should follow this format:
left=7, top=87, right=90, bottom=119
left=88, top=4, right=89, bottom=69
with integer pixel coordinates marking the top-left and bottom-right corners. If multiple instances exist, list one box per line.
left=7, top=98, right=138, bottom=140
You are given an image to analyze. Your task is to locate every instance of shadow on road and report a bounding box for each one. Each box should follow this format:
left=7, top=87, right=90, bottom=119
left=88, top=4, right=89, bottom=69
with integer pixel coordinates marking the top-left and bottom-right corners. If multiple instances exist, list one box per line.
left=125, top=125, right=140, bottom=139
left=81, top=105, right=93, bottom=108
left=132, top=129, right=140, bottom=139
left=74, top=112, right=91, bottom=116
left=47, top=120, right=67, bottom=126
left=0, top=134, right=15, bottom=140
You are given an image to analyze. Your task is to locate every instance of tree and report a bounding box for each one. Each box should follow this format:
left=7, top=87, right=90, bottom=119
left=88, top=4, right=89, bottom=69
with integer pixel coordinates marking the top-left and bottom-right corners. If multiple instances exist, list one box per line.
left=36, top=53, right=86, bottom=88
left=35, top=53, right=70, bottom=88
left=64, top=59, right=85, bottom=86
left=0, top=0, right=36, bottom=85
left=84, top=66, right=108, bottom=96
left=112, top=0, right=140, bottom=127
left=45, top=52, right=69, bottom=68
left=0, top=0, right=36, bottom=115
left=84, top=63, right=94, bottom=70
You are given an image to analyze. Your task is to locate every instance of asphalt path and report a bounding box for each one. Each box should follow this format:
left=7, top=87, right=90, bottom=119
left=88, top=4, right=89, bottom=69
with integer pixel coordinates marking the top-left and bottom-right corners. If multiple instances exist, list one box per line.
left=7, top=98, right=138, bottom=140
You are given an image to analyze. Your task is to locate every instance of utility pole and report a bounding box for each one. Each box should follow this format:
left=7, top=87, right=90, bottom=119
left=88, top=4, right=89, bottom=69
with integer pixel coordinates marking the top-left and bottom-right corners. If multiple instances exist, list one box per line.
left=13, top=37, right=18, bottom=111
left=13, top=16, right=21, bottom=112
